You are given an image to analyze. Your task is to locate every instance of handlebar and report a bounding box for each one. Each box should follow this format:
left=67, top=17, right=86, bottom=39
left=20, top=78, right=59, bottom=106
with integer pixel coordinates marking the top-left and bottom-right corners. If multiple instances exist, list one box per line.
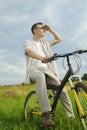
left=49, top=49, right=87, bottom=61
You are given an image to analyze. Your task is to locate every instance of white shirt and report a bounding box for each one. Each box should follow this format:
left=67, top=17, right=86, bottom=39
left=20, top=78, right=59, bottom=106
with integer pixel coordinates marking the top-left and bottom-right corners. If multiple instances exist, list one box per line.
left=23, top=39, right=60, bottom=84
left=32, top=41, right=48, bottom=69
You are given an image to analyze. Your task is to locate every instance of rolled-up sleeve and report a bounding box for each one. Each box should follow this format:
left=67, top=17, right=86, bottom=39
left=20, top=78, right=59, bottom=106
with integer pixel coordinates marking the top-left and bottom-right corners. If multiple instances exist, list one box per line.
left=23, top=40, right=32, bottom=52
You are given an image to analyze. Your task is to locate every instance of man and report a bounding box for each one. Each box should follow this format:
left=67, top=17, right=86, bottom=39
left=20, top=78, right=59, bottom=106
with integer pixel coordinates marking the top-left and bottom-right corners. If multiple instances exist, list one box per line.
left=23, top=22, right=74, bottom=126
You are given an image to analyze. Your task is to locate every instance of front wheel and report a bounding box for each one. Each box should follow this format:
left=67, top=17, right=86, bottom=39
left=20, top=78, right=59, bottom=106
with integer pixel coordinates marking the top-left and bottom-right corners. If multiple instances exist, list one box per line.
left=24, top=91, right=41, bottom=120
left=75, top=82, right=87, bottom=130
left=24, top=89, right=55, bottom=120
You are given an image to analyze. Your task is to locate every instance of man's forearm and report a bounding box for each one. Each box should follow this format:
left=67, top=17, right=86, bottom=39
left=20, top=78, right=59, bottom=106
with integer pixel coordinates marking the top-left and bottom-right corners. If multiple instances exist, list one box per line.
left=49, top=27, right=62, bottom=42
left=25, top=48, right=50, bottom=63
left=25, top=48, right=43, bottom=61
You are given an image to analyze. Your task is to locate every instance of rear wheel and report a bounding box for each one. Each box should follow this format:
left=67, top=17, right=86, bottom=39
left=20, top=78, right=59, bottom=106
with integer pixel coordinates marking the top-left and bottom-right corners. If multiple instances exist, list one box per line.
left=75, top=82, right=87, bottom=130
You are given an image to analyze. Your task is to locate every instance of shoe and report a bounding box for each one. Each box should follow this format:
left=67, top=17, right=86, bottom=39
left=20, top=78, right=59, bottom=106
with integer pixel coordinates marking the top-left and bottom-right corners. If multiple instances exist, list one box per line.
left=41, top=112, right=55, bottom=127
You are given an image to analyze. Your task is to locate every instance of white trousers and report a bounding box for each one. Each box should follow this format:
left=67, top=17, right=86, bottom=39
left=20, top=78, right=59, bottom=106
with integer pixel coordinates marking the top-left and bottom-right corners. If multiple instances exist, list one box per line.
left=29, top=68, right=74, bottom=117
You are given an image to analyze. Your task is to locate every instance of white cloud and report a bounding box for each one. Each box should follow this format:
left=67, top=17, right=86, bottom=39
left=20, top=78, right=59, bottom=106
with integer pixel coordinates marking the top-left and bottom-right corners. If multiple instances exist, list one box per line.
left=0, top=53, right=26, bottom=85
left=0, top=14, right=30, bottom=24
left=0, top=48, right=25, bottom=76
left=68, top=13, right=87, bottom=48
left=0, top=63, right=25, bottom=75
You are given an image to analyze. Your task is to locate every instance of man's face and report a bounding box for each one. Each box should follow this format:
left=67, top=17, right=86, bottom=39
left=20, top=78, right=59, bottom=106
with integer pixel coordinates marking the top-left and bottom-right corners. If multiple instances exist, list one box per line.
left=34, top=24, right=45, bottom=37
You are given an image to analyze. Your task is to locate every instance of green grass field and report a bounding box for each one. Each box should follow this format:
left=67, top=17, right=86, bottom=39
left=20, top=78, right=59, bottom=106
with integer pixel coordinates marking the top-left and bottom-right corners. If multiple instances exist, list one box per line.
left=0, top=84, right=84, bottom=130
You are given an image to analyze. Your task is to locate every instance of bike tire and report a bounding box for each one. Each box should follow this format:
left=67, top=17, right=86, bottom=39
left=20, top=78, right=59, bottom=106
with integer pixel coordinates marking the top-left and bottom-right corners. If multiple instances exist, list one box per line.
left=24, top=91, right=40, bottom=120
left=24, top=89, right=55, bottom=120
left=75, top=82, right=87, bottom=130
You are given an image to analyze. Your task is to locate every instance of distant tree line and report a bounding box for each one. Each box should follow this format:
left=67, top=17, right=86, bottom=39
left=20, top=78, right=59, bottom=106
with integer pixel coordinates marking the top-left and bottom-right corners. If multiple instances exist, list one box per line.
left=81, top=73, right=87, bottom=81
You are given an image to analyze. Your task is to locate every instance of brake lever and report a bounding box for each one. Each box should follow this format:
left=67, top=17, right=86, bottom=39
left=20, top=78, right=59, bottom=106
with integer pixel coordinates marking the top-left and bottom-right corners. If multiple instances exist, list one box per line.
left=75, top=48, right=87, bottom=53
left=49, top=53, right=58, bottom=61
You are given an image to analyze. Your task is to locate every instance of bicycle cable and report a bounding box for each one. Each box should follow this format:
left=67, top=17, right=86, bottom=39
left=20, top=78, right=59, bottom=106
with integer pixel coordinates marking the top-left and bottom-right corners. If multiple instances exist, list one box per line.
left=62, top=53, right=82, bottom=74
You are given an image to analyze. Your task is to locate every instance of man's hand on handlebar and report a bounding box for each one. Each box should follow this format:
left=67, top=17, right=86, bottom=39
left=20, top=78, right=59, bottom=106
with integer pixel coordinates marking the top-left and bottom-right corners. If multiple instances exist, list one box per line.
left=41, top=56, right=52, bottom=63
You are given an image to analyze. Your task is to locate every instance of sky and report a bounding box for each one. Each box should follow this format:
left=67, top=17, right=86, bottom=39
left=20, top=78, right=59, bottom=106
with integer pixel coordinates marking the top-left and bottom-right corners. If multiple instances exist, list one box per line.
left=0, top=0, right=87, bottom=85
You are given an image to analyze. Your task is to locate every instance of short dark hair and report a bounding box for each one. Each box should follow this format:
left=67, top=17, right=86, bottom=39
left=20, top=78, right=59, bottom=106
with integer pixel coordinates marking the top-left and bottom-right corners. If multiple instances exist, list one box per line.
left=31, top=22, right=43, bottom=34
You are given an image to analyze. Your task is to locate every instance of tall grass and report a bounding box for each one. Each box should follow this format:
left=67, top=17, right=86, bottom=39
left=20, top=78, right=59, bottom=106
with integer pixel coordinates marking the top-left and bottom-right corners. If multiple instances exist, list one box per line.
left=0, top=84, right=83, bottom=130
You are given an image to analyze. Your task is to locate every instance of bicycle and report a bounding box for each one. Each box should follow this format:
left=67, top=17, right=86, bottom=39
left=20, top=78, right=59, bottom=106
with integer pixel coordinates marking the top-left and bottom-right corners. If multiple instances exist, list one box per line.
left=24, top=49, right=87, bottom=130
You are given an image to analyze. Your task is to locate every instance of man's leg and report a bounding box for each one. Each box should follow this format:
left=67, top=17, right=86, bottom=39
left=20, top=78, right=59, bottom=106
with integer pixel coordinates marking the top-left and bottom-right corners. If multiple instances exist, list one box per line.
left=46, top=75, right=75, bottom=118
left=60, top=88, right=75, bottom=118
left=30, top=69, right=55, bottom=126
left=30, top=69, right=51, bottom=113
